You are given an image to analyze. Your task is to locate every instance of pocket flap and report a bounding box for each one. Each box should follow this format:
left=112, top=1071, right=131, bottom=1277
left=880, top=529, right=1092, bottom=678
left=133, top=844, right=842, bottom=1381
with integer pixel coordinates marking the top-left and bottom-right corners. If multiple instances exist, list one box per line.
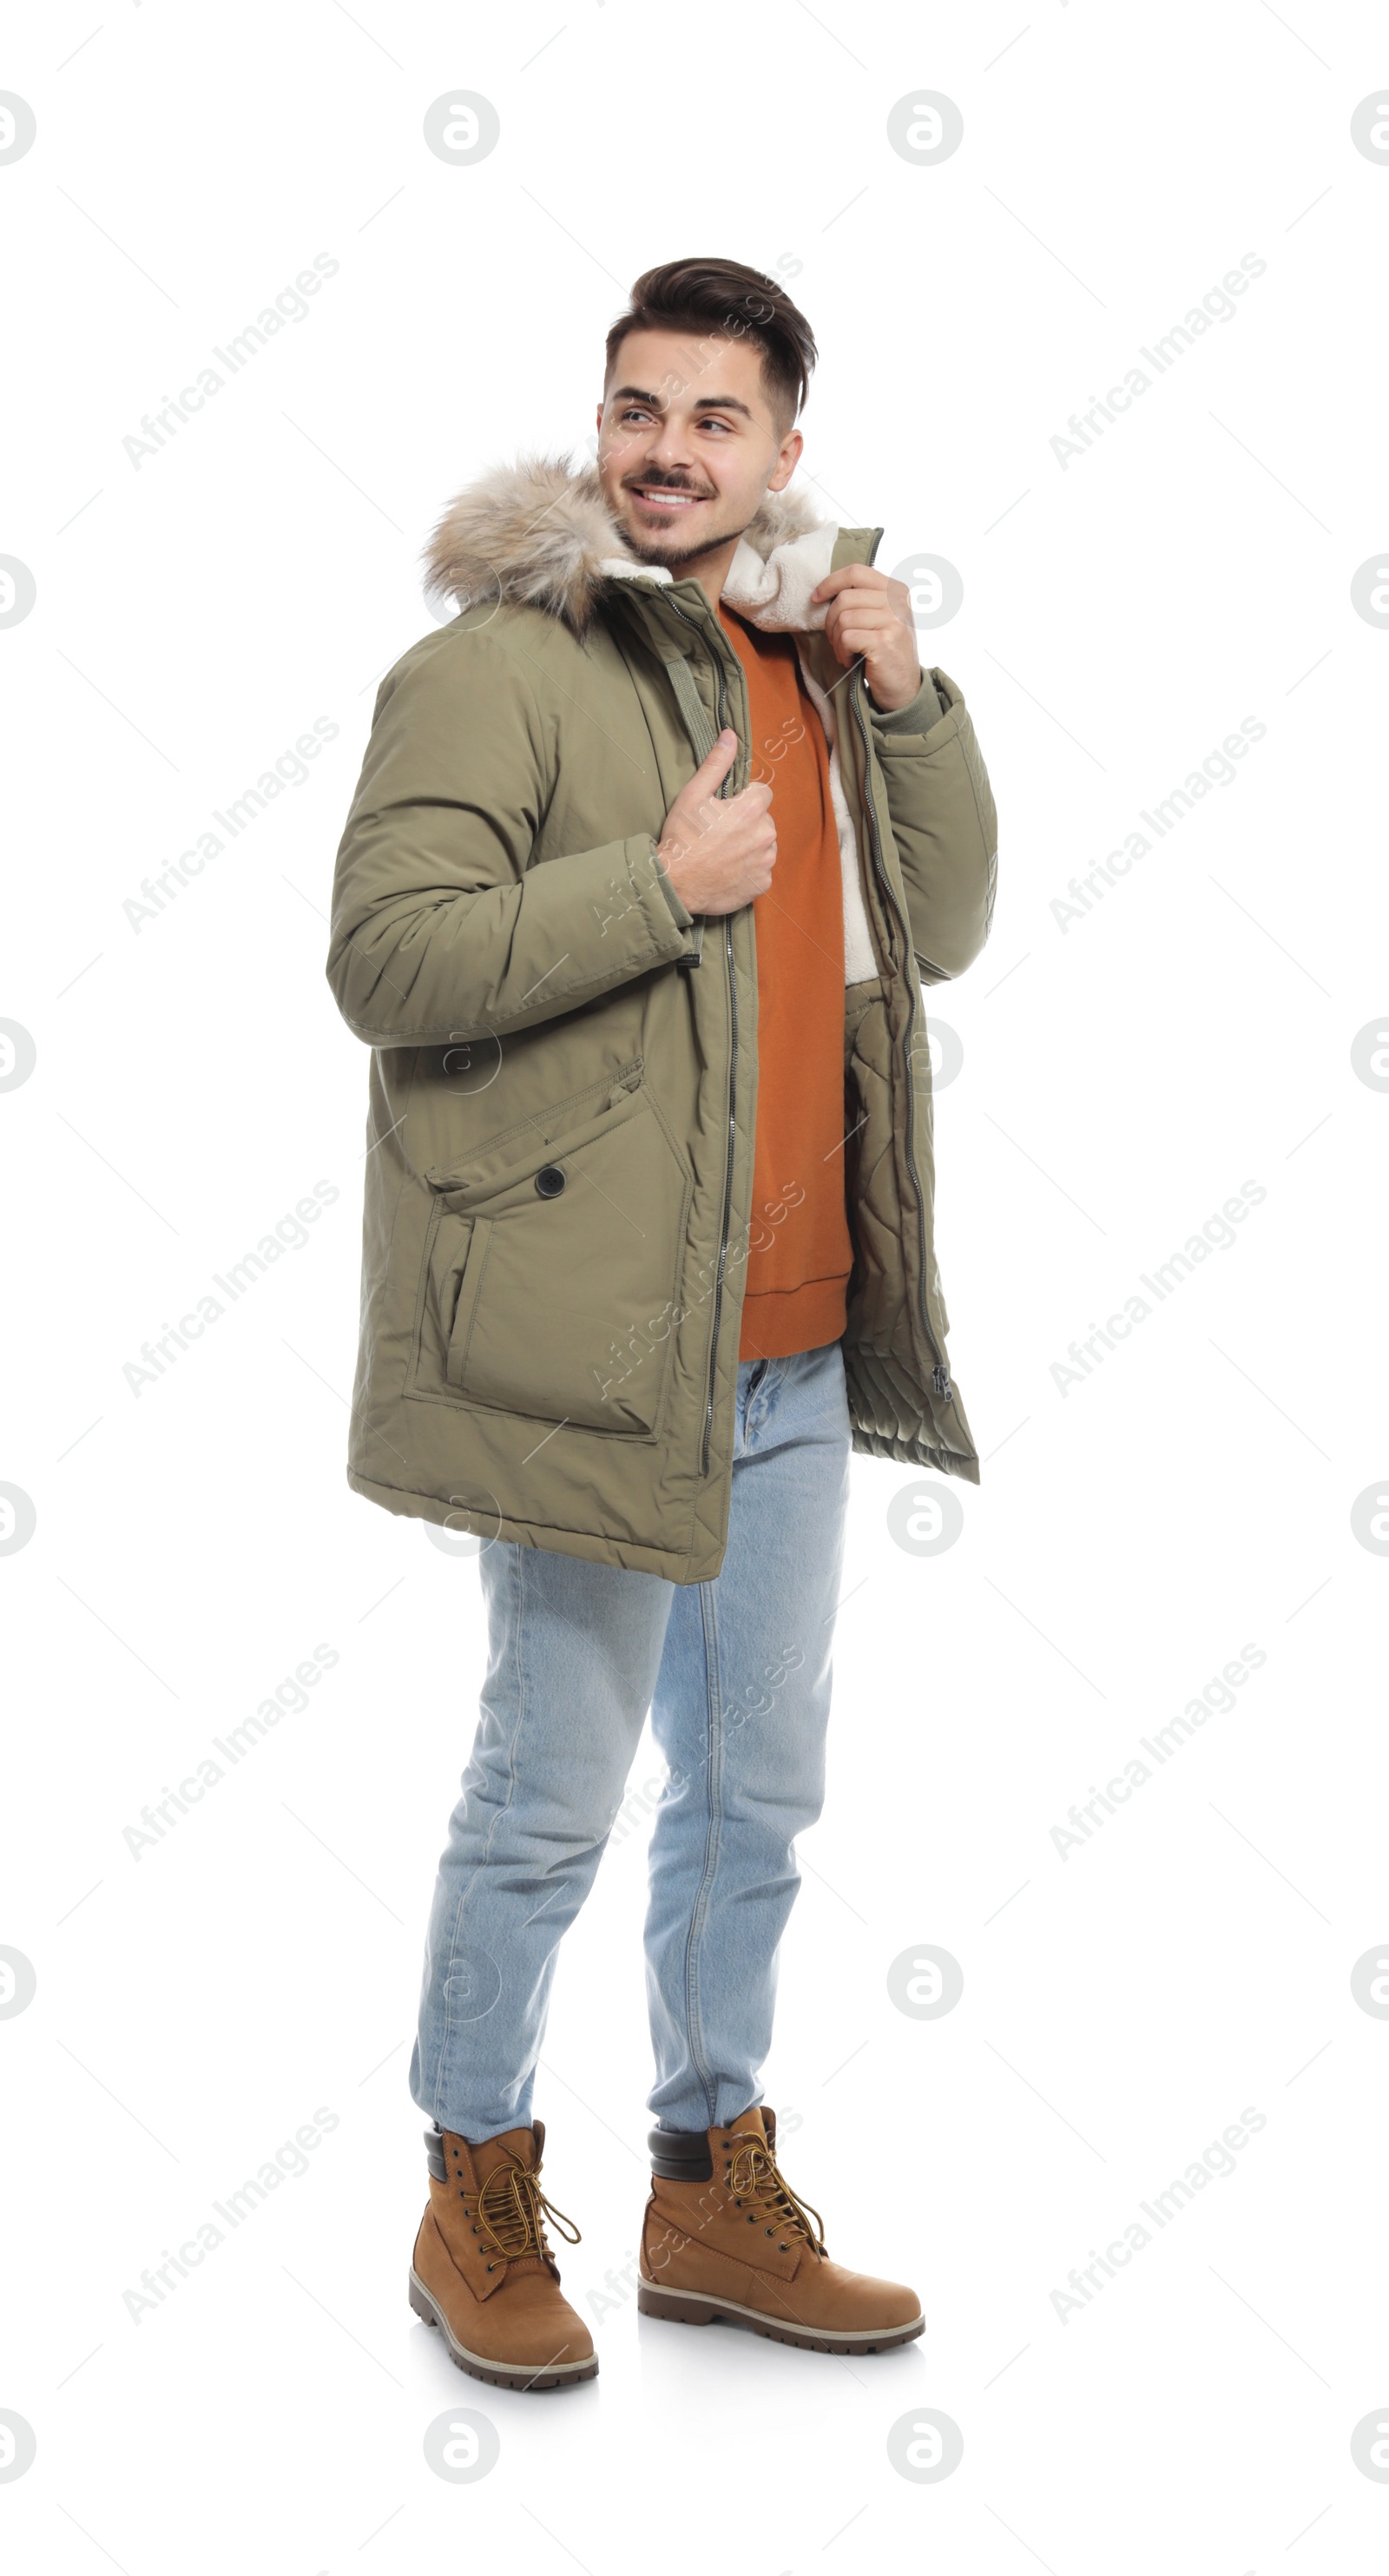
left=428, top=1071, right=651, bottom=1209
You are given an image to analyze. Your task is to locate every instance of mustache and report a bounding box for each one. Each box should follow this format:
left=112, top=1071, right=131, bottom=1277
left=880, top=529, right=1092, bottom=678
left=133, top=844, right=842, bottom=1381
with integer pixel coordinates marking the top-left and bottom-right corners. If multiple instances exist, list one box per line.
left=622, top=471, right=717, bottom=497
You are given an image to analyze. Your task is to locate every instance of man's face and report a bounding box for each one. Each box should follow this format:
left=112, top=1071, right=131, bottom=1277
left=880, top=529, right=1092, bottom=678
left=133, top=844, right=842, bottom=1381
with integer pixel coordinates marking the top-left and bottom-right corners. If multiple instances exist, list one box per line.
left=596, top=328, right=802, bottom=571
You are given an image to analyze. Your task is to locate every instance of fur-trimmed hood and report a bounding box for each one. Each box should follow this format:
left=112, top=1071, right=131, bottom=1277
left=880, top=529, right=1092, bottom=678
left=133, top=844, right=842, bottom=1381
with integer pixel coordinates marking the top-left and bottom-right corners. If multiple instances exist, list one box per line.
left=423, top=453, right=840, bottom=637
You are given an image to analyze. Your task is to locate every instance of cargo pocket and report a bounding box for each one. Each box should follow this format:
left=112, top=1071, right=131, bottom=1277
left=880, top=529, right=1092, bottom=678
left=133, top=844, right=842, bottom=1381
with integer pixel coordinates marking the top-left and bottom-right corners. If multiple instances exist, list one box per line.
left=409, top=1071, right=692, bottom=1437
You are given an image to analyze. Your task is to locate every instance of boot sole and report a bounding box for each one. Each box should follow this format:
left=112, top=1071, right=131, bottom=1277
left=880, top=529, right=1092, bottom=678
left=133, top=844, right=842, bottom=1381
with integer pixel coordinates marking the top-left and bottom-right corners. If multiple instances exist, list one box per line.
left=408, top=2268, right=598, bottom=2391
left=636, top=2272, right=924, bottom=2355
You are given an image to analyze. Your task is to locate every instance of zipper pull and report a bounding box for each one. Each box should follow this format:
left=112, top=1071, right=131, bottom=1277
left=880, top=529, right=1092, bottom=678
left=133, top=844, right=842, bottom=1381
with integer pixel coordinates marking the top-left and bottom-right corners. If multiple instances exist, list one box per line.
left=931, top=1362, right=951, bottom=1402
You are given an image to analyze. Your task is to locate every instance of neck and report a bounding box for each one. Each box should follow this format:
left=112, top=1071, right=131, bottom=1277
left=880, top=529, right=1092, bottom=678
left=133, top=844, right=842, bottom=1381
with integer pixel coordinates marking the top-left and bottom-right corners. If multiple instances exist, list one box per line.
left=684, top=535, right=744, bottom=612
left=629, top=530, right=744, bottom=613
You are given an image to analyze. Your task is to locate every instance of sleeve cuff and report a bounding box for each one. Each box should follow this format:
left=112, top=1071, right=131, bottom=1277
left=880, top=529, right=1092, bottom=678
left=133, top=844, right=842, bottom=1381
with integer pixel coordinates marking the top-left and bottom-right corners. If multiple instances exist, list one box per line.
left=651, top=845, right=696, bottom=932
left=868, top=669, right=945, bottom=734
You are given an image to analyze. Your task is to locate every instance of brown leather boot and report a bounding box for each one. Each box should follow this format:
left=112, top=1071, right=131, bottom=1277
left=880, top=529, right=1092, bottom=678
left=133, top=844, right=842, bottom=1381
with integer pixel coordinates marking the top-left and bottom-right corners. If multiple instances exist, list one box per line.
left=409, top=2120, right=596, bottom=2390
left=637, top=2104, right=923, bottom=2354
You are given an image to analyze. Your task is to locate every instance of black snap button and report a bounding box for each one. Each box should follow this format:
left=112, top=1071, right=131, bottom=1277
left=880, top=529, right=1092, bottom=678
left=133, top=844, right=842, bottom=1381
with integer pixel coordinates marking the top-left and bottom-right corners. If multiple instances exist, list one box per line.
left=535, top=1164, right=566, bottom=1198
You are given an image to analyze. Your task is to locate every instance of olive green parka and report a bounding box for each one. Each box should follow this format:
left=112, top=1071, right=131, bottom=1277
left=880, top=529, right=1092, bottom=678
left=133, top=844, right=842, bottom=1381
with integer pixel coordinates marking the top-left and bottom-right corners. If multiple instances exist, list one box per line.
left=326, top=458, right=997, bottom=1582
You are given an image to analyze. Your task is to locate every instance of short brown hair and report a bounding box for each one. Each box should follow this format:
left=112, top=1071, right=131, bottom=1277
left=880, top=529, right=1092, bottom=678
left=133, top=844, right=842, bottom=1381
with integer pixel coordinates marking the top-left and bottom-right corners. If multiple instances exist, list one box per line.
left=603, top=258, right=818, bottom=432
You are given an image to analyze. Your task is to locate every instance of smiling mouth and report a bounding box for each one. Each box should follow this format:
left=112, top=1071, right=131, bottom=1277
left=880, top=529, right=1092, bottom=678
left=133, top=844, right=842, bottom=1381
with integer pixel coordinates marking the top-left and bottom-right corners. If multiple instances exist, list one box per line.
left=629, top=485, right=711, bottom=511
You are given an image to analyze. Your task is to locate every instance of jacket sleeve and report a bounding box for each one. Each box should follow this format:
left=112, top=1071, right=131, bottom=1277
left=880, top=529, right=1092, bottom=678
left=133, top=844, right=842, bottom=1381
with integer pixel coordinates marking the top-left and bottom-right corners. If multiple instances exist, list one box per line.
left=868, top=666, right=997, bottom=984
left=325, top=625, right=698, bottom=1048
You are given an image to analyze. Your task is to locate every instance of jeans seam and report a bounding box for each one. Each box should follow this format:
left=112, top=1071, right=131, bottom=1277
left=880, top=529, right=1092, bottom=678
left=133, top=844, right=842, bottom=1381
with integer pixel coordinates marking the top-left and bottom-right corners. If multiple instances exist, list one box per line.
left=681, top=1578, right=724, bottom=2125
left=431, top=1543, right=529, bottom=2123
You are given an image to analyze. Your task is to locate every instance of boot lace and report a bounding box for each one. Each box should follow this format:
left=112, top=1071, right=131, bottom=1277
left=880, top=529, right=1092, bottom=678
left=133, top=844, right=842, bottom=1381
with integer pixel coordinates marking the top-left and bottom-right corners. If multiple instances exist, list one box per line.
left=476, top=2152, right=582, bottom=2266
left=725, top=2133, right=826, bottom=2256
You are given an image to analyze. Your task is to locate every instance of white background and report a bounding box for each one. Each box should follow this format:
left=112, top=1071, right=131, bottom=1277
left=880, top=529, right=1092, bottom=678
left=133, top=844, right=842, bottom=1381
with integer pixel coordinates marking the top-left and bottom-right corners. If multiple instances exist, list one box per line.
left=3, top=2, right=1388, bottom=2569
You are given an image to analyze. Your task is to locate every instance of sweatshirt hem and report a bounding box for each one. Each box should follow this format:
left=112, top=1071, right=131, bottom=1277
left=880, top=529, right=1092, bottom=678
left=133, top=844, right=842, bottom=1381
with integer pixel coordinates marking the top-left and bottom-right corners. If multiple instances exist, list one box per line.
left=739, top=1275, right=851, bottom=1361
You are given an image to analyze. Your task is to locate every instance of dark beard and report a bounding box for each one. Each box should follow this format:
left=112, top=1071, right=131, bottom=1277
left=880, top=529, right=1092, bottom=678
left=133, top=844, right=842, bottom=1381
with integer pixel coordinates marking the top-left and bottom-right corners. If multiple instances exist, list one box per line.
left=620, top=505, right=756, bottom=573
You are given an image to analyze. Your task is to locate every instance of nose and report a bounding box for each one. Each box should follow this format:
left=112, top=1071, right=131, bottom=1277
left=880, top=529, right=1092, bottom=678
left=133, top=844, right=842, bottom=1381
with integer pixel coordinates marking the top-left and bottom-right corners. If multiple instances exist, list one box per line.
left=644, top=422, right=699, bottom=476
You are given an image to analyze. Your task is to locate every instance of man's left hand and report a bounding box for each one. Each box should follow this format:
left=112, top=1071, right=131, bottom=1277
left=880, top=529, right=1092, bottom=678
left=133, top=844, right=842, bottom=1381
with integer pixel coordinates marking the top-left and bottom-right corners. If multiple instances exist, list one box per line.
left=808, top=564, right=922, bottom=713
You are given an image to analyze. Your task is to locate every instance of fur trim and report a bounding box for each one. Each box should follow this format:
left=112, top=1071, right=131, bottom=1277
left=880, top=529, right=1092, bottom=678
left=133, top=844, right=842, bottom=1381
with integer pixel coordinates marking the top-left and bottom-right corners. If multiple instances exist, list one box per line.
left=423, top=453, right=833, bottom=635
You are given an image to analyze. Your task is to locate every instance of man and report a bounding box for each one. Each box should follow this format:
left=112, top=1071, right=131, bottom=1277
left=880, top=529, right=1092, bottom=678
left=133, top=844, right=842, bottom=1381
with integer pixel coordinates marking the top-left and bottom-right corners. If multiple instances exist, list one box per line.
left=326, top=259, right=997, bottom=2390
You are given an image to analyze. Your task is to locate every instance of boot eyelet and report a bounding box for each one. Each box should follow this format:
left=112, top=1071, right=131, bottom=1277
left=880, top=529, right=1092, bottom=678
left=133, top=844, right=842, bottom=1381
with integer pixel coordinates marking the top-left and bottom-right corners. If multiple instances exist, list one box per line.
left=779, top=2243, right=787, bottom=2251
left=765, top=2227, right=773, bottom=2237
left=486, top=2262, right=496, bottom=2272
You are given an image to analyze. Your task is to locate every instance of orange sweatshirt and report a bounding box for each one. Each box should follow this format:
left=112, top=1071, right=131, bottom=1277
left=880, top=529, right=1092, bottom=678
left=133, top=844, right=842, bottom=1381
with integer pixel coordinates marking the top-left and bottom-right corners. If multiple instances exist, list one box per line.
left=717, top=603, right=855, bottom=1361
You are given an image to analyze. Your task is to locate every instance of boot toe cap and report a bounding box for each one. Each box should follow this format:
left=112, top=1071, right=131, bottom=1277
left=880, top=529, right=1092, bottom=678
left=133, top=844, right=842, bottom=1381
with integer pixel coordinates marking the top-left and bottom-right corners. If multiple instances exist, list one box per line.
left=805, top=2259, right=922, bottom=2332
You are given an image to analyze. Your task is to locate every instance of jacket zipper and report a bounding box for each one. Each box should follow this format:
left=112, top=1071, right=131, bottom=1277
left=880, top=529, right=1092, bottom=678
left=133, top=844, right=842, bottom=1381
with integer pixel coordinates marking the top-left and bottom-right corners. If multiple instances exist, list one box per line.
left=665, top=597, right=741, bottom=1478
left=848, top=673, right=952, bottom=1407
left=705, top=911, right=738, bottom=1471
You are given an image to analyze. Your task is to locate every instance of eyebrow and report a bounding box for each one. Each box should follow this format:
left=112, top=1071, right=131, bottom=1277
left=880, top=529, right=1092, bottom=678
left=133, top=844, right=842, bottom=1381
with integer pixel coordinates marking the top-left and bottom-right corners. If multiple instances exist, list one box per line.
left=609, top=385, right=754, bottom=420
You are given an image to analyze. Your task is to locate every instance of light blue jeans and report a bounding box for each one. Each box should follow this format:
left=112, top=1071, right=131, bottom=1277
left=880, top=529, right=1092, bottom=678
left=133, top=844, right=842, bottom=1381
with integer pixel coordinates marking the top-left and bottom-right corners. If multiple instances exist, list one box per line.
left=410, top=1341, right=852, bottom=2138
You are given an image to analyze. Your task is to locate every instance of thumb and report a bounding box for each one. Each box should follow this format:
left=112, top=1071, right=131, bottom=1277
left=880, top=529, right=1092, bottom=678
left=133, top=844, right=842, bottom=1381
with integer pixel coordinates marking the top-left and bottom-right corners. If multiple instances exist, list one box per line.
left=688, top=728, right=739, bottom=792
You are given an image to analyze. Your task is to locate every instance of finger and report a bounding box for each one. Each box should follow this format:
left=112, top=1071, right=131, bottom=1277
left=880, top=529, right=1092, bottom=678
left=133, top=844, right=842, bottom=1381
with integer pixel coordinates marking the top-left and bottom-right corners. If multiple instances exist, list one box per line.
left=824, top=601, right=895, bottom=645
left=809, top=565, right=888, bottom=604
left=685, top=728, right=740, bottom=793
left=829, top=599, right=895, bottom=630
left=697, top=781, right=770, bottom=834
left=838, top=624, right=899, bottom=654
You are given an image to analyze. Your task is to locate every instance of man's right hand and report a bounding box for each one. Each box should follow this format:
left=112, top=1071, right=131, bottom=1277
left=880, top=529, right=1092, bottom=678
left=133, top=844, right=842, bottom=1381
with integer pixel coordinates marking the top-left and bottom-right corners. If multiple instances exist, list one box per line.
left=656, top=730, right=776, bottom=918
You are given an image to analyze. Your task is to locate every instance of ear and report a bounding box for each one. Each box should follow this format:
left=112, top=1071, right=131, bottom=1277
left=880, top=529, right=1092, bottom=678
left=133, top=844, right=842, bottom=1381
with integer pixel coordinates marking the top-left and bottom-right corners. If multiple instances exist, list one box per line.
left=766, top=427, right=804, bottom=495
left=595, top=403, right=603, bottom=432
